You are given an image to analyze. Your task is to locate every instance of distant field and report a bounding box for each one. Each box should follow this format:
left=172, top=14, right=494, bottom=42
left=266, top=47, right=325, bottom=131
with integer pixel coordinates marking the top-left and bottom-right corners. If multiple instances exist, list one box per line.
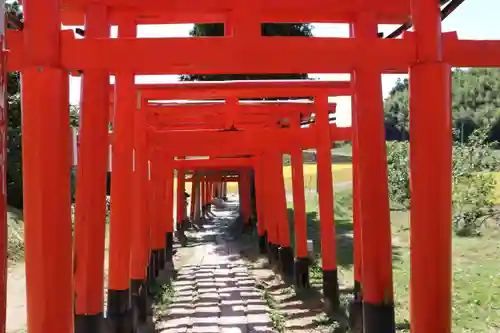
left=223, top=163, right=354, bottom=193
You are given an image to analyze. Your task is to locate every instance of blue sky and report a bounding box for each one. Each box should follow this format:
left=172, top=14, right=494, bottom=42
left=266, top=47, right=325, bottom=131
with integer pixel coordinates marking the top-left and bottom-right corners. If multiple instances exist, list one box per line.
left=68, top=0, right=500, bottom=126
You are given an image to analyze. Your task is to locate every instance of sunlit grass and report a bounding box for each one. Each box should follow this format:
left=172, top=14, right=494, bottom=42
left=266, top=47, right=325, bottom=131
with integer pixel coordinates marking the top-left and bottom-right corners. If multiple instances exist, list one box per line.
left=290, top=194, right=500, bottom=333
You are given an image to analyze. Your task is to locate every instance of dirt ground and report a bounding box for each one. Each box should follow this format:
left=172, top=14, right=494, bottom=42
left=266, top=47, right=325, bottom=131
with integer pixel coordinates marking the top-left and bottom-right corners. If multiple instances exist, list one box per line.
left=6, top=264, right=26, bottom=333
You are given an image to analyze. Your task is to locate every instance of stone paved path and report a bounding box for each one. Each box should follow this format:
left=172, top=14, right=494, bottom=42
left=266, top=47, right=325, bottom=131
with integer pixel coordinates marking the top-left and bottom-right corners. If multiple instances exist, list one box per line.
left=156, top=204, right=274, bottom=333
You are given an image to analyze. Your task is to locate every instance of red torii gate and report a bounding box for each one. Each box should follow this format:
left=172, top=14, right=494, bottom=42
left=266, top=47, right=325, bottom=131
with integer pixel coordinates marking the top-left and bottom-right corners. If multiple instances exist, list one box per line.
left=146, top=96, right=351, bottom=305
left=106, top=93, right=352, bottom=330
left=6, top=1, right=496, bottom=333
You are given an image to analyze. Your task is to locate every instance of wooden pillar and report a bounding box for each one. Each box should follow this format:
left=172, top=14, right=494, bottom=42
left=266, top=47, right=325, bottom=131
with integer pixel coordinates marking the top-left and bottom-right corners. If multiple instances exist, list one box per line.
left=21, top=0, right=74, bottom=331
left=315, top=93, right=340, bottom=312
left=193, top=181, right=202, bottom=222
left=254, top=156, right=267, bottom=254
left=150, top=149, right=166, bottom=274
left=409, top=1, right=452, bottom=332
left=290, top=118, right=309, bottom=288
left=221, top=181, right=227, bottom=200
left=352, top=14, right=395, bottom=332
left=73, top=5, right=110, bottom=332
left=190, top=178, right=196, bottom=221
left=262, top=152, right=279, bottom=265
left=239, top=171, right=251, bottom=224
left=164, top=156, right=175, bottom=263
left=348, top=59, right=364, bottom=329
left=201, top=178, right=207, bottom=215
left=274, top=153, right=293, bottom=279
left=107, top=18, right=136, bottom=333
left=0, top=22, right=6, bottom=333
left=130, top=98, right=149, bottom=326
left=146, top=160, right=155, bottom=282
left=176, top=167, right=186, bottom=227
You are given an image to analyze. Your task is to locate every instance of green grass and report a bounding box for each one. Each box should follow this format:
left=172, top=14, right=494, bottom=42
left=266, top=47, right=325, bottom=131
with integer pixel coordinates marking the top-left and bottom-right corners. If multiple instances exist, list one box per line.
left=151, top=280, right=175, bottom=313
left=291, top=193, right=500, bottom=332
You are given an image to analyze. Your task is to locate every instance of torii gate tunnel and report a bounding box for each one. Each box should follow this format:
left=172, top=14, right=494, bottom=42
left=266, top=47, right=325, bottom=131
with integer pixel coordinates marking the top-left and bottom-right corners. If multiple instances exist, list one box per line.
left=1, top=0, right=499, bottom=332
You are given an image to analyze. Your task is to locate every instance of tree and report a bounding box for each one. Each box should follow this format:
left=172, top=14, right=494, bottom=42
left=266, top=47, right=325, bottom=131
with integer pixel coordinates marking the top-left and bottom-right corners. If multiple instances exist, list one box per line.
left=383, top=68, right=500, bottom=142
left=5, top=1, right=80, bottom=208
left=180, top=23, right=313, bottom=82
left=386, top=125, right=500, bottom=237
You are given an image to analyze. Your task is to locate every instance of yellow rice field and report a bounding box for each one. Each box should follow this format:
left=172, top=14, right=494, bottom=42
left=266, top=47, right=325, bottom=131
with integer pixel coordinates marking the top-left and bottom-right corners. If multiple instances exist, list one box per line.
left=225, top=163, right=353, bottom=193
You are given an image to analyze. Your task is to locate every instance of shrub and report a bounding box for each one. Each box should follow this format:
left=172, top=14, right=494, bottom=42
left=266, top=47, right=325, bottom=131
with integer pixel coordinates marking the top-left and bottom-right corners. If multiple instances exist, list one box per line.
left=387, top=125, right=500, bottom=236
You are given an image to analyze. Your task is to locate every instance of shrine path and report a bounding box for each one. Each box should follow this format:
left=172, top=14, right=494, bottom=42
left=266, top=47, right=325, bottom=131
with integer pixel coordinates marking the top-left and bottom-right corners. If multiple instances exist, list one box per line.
left=156, top=202, right=273, bottom=333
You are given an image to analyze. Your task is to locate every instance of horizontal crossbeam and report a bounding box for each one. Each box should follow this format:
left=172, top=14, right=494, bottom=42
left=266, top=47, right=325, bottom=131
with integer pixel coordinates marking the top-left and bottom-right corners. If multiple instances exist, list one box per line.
left=145, top=102, right=336, bottom=129
left=7, top=32, right=412, bottom=73
left=149, top=125, right=351, bottom=156
left=60, top=0, right=410, bottom=25
left=137, top=82, right=352, bottom=101
left=174, top=157, right=253, bottom=169
left=8, top=31, right=500, bottom=73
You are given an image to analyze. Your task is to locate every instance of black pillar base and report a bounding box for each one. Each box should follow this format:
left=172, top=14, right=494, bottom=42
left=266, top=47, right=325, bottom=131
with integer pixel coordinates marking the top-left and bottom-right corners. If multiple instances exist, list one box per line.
left=363, top=302, right=396, bottom=333
left=348, top=279, right=363, bottom=332
left=131, top=279, right=147, bottom=325
left=267, top=242, right=279, bottom=266
left=242, top=218, right=252, bottom=233
left=147, top=253, right=156, bottom=285
left=294, top=257, right=311, bottom=289
left=322, top=269, right=340, bottom=313
left=258, top=234, right=267, bottom=254
left=177, top=221, right=188, bottom=246
left=152, top=250, right=162, bottom=277
left=348, top=298, right=363, bottom=333
left=354, top=280, right=362, bottom=300
left=165, top=232, right=174, bottom=263
left=75, top=313, right=104, bottom=333
left=158, top=249, right=166, bottom=271
left=278, top=246, right=294, bottom=278
left=106, top=289, right=132, bottom=333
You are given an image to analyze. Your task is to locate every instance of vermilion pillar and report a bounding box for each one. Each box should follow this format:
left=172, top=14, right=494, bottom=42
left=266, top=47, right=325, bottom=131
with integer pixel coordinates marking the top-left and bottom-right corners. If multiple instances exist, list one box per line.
left=107, top=18, right=136, bottom=333
left=130, top=100, right=149, bottom=325
left=0, top=30, right=6, bottom=333
left=193, top=180, right=202, bottom=222
left=262, top=152, right=279, bottom=265
left=176, top=167, right=186, bottom=228
left=147, top=159, right=156, bottom=283
left=73, top=5, right=110, bottom=333
left=200, top=178, right=207, bottom=216
left=275, top=152, right=294, bottom=279
left=410, top=1, right=452, bottom=332
left=150, top=149, right=167, bottom=274
left=239, top=170, right=251, bottom=224
left=315, top=94, right=340, bottom=312
left=176, top=166, right=187, bottom=245
left=164, top=156, right=175, bottom=264
left=221, top=181, right=228, bottom=201
left=21, top=0, right=73, bottom=331
left=348, top=61, right=364, bottom=330
left=190, top=178, right=197, bottom=221
left=253, top=156, right=267, bottom=254
left=290, top=118, right=309, bottom=288
left=352, top=13, right=395, bottom=332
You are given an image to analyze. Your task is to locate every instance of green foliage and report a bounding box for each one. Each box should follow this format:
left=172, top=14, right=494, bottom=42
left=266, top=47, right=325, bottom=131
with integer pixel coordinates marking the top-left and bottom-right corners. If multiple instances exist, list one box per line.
left=4, top=1, right=80, bottom=209
left=384, top=68, right=500, bottom=142
left=386, top=141, right=411, bottom=208
left=451, top=126, right=499, bottom=236
left=386, top=126, right=500, bottom=236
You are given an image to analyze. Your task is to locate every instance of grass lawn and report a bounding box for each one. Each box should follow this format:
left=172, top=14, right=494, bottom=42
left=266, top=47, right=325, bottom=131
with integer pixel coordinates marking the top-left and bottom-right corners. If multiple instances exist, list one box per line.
left=290, top=189, right=500, bottom=332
